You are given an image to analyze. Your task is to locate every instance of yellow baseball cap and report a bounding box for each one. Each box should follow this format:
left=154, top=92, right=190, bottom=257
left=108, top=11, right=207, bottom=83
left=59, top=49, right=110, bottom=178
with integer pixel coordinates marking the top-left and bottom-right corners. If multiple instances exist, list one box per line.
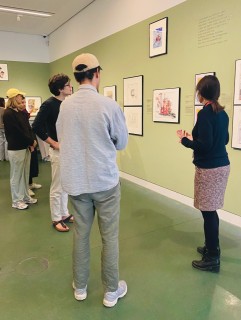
left=6, top=88, right=26, bottom=99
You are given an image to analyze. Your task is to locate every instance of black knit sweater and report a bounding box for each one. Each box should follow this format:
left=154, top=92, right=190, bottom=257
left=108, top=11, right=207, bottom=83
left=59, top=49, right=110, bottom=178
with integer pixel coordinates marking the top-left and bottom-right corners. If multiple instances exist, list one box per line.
left=181, top=104, right=230, bottom=169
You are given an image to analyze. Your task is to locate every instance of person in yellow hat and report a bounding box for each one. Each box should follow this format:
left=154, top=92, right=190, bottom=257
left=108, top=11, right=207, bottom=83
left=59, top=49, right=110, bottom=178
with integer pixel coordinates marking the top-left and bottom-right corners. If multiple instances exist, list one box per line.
left=3, top=88, right=38, bottom=210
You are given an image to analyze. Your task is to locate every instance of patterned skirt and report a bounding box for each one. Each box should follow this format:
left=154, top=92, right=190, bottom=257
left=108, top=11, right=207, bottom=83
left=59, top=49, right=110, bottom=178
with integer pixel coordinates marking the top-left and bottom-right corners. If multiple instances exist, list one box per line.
left=194, top=165, right=230, bottom=211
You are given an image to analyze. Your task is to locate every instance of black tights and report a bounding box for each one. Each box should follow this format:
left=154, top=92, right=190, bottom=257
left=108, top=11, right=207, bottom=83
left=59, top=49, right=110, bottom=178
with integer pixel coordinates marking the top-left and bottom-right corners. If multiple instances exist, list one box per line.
left=201, top=210, right=219, bottom=253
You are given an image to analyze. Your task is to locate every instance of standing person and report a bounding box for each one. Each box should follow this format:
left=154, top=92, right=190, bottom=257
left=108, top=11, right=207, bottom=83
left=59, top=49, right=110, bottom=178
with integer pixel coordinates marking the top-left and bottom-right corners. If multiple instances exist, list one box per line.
left=32, top=74, right=73, bottom=232
left=19, top=97, right=41, bottom=196
left=3, top=88, right=38, bottom=210
left=177, top=75, right=230, bottom=272
left=0, top=97, right=8, bottom=161
left=56, top=53, right=129, bottom=307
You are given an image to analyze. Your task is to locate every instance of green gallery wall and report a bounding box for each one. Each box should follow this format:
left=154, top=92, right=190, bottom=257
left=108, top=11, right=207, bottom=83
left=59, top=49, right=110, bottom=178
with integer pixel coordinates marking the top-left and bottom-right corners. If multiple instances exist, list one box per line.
left=1, top=0, right=241, bottom=216
left=0, top=61, right=50, bottom=101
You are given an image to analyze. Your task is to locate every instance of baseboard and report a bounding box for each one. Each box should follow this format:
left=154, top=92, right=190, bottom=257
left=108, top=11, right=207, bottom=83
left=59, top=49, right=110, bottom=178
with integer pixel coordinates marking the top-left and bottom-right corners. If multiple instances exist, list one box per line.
left=120, top=171, right=241, bottom=228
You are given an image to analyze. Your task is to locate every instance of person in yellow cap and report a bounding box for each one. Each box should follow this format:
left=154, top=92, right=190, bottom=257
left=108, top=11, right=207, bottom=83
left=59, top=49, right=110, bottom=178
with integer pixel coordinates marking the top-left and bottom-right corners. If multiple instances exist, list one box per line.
left=3, top=88, right=38, bottom=210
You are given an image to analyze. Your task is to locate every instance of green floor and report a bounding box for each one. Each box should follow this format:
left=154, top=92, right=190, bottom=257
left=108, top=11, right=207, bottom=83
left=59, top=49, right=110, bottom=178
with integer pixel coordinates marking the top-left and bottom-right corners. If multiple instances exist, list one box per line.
left=1, top=160, right=241, bottom=320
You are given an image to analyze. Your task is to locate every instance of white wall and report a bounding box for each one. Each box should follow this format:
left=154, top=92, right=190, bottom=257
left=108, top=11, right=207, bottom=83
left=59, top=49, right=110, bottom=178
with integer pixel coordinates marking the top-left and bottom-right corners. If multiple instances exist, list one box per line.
left=49, top=0, right=186, bottom=62
left=0, top=31, right=49, bottom=63
left=0, top=0, right=186, bottom=63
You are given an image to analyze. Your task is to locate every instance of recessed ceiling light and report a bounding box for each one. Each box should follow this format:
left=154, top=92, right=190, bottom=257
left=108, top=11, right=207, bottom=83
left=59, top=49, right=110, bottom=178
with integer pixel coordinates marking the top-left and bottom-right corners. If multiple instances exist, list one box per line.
left=0, top=5, right=53, bottom=17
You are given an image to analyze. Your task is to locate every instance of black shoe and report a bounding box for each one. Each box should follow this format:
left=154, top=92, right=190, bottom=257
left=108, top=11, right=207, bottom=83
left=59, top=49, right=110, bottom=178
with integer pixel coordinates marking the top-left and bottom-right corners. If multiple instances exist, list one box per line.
left=197, top=245, right=220, bottom=256
left=192, top=254, right=220, bottom=272
left=197, top=245, right=207, bottom=255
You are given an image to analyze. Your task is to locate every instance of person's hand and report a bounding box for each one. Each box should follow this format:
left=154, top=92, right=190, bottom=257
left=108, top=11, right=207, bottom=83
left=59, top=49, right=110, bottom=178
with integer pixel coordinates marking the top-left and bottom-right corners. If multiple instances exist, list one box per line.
left=29, top=145, right=34, bottom=152
left=51, top=141, right=60, bottom=150
left=176, top=129, right=193, bottom=142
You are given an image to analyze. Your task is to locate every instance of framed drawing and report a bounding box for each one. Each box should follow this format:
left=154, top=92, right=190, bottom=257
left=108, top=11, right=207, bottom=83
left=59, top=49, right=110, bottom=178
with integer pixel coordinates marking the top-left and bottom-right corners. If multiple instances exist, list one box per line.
left=194, top=105, right=203, bottom=125
left=195, top=72, right=215, bottom=104
left=149, top=17, right=168, bottom=58
left=0, top=64, right=9, bottom=81
left=234, top=60, right=241, bottom=105
left=124, top=106, right=143, bottom=136
left=25, top=96, right=42, bottom=117
left=153, top=87, right=180, bottom=123
left=123, top=75, right=143, bottom=106
left=231, top=104, right=241, bottom=149
left=103, top=85, right=116, bottom=100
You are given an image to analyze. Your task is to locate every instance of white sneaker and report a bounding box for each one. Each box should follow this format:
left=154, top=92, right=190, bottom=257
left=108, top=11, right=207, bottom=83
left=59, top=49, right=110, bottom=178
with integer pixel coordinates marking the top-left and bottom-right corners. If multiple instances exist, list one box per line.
left=103, top=280, right=127, bottom=307
left=28, top=189, right=35, bottom=196
left=29, top=183, right=42, bottom=190
left=12, top=201, right=28, bottom=210
left=24, top=197, right=38, bottom=204
left=72, top=281, right=87, bottom=301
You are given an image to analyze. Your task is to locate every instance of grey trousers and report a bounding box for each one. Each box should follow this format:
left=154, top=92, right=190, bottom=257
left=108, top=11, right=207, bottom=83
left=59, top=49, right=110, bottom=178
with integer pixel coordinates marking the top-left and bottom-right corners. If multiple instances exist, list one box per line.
left=70, top=182, right=120, bottom=292
left=8, top=149, right=31, bottom=203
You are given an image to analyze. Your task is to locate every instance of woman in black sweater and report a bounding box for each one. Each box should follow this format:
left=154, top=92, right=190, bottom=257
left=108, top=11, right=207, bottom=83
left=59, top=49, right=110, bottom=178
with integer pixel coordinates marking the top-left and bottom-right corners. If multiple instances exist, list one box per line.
left=177, top=75, right=230, bottom=272
left=3, top=88, right=38, bottom=210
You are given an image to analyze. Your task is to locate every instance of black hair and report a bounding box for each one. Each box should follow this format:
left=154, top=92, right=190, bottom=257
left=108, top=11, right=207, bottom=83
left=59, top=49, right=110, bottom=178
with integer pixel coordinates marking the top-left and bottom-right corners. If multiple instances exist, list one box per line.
left=196, top=75, right=224, bottom=113
left=48, top=73, right=70, bottom=96
left=0, top=97, right=5, bottom=108
left=74, top=66, right=101, bottom=84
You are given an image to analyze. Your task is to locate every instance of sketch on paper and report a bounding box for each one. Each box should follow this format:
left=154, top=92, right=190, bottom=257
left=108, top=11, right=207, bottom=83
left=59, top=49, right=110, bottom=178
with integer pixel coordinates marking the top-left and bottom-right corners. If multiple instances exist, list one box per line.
left=194, top=105, right=203, bottom=125
left=232, top=105, right=241, bottom=149
left=149, top=17, right=168, bottom=57
left=124, top=106, right=143, bottom=136
left=0, top=64, right=9, bottom=81
left=234, top=60, right=241, bottom=105
left=123, top=75, right=143, bottom=106
left=103, top=85, right=116, bottom=101
left=25, top=97, right=42, bottom=117
left=153, top=88, right=180, bottom=123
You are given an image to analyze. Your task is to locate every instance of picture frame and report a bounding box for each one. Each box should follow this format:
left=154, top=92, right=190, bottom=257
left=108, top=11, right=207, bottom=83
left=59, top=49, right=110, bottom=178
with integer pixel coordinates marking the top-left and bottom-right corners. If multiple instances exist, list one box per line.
left=153, top=87, right=180, bottom=123
left=0, top=64, right=9, bottom=81
left=194, top=105, right=203, bottom=125
left=25, top=96, right=42, bottom=118
left=149, top=17, right=168, bottom=58
left=234, top=60, right=241, bottom=105
left=123, top=75, right=143, bottom=106
left=103, top=85, right=117, bottom=101
left=124, top=106, right=143, bottom=136
left=195, top=72, right=215, bottom=104
left=231, top=104, right=241, bottom=149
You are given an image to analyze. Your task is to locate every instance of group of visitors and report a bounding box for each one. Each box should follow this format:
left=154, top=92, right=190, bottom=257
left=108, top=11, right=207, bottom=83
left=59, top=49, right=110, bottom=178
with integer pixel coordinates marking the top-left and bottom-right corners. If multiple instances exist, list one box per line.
left=0, top=52, right=230, bottom=307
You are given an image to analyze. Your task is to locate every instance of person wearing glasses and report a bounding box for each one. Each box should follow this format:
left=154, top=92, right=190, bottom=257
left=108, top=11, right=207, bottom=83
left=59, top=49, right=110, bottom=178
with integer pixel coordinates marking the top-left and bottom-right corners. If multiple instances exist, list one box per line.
left=32, top=74, right=73, bottom=232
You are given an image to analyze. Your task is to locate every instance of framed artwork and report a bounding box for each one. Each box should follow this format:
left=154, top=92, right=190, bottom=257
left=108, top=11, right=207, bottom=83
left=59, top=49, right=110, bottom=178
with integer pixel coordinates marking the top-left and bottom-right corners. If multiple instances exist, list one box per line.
left=153, top=87, right=180, bottom=123
left=231, top=104, right=241, bottom=149
left=234, top=60, right=241, bottom=105
left=194, top=105, right=203, bottom=125
left=123, top=75, right=143, bottom=106
left=195, top=72, right=215, bottom=104
left=25, top=96, right=42, bottom=117
left=124, top=106, right=143, bottom=136
left=149, top=17, right=168, bottom=58
left=103, top=85, right=117, bottom=101
left=0, top=64, right=9, bottom=81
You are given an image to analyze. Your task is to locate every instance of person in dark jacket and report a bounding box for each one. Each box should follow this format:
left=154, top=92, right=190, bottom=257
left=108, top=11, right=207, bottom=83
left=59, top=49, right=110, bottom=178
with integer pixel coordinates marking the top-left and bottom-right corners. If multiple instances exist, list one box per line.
left=177, top=75, right=230, bottom=272
left=32, top=74, right=73, bottom=232
left=3, top=88, right=38, bottom=210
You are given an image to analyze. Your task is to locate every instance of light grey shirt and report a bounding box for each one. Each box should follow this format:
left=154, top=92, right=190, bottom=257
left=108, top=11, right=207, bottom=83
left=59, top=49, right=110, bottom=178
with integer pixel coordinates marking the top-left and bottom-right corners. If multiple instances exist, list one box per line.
left=56, top=84, right=128, bottom=196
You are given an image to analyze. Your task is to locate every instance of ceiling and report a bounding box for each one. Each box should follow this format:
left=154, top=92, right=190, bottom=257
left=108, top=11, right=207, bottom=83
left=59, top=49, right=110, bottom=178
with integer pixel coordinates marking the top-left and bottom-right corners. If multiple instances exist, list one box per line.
left=0, top=0, right=95, bottom=36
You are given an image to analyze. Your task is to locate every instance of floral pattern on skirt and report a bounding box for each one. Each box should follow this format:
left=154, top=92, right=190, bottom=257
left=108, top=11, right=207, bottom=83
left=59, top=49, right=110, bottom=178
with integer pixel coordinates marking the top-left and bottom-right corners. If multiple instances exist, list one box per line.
left=194, top=165, right=230, bottom=211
